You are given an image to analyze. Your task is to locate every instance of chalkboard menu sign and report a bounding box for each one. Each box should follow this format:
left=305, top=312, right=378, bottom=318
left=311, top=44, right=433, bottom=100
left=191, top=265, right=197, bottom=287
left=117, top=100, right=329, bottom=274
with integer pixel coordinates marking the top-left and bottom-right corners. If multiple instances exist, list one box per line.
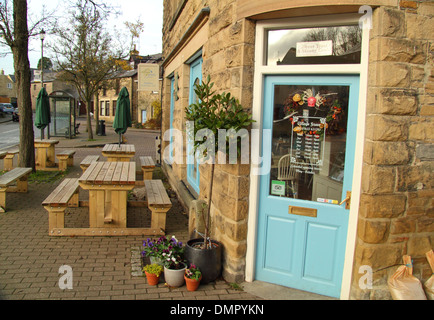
left=290, top=116, right=326, bottom=175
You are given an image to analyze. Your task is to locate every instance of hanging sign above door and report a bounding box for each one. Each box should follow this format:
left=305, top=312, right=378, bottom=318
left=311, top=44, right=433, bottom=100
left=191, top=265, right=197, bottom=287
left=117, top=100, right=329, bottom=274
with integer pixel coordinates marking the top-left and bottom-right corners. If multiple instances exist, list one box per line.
left=296, top=40, right=333, bottom=57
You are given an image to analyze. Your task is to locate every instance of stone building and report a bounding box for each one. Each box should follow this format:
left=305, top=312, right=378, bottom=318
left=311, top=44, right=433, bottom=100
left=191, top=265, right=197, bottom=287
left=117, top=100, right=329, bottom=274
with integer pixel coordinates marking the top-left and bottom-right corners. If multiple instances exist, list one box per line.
left=0, top=69, right=17, bottom=105
left=30, top=71, right=77, bottom=111
left=160, top=0, right=433, bottom=299
left=96, top=53, right=163, bottom=124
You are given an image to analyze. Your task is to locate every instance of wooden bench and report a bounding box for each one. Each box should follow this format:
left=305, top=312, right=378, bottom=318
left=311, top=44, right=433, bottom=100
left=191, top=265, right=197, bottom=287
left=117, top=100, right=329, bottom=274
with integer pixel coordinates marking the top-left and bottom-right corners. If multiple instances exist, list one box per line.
left=4, top=149, right=19, bottom=171
left=80, top=155, right=99, bottom=172
left=140, top=156, right=155, bottom=180
left=0, top=167, right=32, bottom=212
left=144, top=179, right=172, bottom=232
left=42, top=178, right=80, bottom=235
left=56, top=150, right=76, bottom=171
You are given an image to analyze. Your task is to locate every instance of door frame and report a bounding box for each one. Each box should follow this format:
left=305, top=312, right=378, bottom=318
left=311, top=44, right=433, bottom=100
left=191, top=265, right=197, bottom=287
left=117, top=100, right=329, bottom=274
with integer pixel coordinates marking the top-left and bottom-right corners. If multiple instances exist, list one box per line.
left=245, top=13, right=370, bottom=300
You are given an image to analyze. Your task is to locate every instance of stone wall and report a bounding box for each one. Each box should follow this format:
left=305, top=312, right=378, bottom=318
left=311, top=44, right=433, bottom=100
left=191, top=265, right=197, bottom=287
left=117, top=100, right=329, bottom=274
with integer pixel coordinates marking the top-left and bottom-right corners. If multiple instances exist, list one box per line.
left=161, top=0, right=255, bottom=283
left=352, top=2, right=433, bottom=299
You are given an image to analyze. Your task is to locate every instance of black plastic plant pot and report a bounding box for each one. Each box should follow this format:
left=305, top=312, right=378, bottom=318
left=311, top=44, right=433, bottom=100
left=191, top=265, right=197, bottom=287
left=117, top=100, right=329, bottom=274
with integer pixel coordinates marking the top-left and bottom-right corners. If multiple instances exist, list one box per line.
left=185, top=238, right=222, bottom=284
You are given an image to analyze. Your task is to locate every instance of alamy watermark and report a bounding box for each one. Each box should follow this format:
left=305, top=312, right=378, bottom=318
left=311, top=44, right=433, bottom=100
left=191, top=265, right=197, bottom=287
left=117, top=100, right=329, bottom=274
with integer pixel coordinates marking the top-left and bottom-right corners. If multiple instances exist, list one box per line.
left=359, top=5, right=373, bottom=30
left=359, top=265, right=373, bottom=290
left=162, top=122, right=272, bottom=176
left=58, top=265, right=73, bottom=290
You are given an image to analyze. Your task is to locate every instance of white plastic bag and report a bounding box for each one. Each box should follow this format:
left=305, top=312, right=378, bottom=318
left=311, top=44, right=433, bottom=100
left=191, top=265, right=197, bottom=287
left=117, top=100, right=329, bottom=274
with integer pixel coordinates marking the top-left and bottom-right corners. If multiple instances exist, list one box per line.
left=388, top=255, right=427, bottom=300
left=423, top=250, right=434, bottom=300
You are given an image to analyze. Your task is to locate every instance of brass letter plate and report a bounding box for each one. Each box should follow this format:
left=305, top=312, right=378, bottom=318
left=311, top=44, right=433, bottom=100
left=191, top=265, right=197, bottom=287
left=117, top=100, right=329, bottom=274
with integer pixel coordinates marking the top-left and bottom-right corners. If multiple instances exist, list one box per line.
left=288, top=206, right=317, bottom=218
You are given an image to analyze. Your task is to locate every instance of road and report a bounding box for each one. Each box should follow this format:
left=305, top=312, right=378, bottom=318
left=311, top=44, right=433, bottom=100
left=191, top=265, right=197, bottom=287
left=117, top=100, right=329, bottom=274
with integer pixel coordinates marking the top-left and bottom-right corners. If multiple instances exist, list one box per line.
left=0, top=114, right=50, bottom=151
left=0, top=116, right=21, bottom=150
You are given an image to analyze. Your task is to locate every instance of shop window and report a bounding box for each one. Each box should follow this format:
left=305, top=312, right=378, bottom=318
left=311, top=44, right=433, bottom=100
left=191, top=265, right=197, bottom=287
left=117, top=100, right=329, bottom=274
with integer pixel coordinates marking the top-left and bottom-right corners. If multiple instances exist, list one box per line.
left=186, top=56, right=203, bottom=195
left=267, top=25, right=362, bottom=66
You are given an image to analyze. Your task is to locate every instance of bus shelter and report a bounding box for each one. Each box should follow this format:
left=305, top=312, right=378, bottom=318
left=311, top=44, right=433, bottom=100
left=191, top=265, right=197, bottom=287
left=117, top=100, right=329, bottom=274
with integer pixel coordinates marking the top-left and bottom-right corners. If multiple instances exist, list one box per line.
left=48, top=90, right=77, bottom=139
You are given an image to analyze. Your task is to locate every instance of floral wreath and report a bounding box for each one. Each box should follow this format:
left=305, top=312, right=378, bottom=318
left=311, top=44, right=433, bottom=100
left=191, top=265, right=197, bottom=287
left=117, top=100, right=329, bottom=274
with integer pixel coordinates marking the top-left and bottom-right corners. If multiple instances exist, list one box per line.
left=283, top=89, right=345, bottom=137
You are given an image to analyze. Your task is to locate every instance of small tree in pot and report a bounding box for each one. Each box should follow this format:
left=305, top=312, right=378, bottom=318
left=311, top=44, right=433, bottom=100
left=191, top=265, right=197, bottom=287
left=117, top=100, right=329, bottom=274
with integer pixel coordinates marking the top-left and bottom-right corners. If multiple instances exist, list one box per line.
left=184, top=76, right=254, bottom=282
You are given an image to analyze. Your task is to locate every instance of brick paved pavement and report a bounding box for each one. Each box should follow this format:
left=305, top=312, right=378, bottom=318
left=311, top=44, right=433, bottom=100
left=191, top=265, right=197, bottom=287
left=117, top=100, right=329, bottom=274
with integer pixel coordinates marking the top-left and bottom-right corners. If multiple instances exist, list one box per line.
left=0, top=118, right=262, bottom=300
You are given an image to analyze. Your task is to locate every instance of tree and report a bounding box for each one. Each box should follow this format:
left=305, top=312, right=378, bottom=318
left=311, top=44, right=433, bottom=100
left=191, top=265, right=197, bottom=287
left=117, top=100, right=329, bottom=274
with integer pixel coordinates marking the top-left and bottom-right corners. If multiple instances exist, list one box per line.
left=51, top=0, right=126, bottom=140
left=185, top=77, right=255, bottom=248
left=37, top=57, right=53, bottom=70
left=1, top=1, right=34, bottom=169
left=1, top=0, right=55, bottom=170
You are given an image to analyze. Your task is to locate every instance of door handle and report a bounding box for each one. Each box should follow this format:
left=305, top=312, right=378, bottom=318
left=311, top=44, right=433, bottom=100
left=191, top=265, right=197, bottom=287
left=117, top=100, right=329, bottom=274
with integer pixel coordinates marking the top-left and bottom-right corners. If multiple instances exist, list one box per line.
left=339, top=191, right=351, bottom=209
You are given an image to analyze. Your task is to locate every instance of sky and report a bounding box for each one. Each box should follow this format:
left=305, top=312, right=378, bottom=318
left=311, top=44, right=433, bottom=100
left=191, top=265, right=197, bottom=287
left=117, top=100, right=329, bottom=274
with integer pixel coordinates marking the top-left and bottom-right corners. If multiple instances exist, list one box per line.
left=0, top=0, right=163, bottom=75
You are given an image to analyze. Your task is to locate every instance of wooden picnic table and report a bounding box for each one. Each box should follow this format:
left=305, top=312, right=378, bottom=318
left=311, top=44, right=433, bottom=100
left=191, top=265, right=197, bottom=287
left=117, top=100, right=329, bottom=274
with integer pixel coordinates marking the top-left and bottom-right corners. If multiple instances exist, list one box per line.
left=43, top=161, right=172, bottom=237
left=102, top=144, right=135, bottom=162
left=78, top=161, right=136, bottom=230
left=35, top=139, right=59, bottom=169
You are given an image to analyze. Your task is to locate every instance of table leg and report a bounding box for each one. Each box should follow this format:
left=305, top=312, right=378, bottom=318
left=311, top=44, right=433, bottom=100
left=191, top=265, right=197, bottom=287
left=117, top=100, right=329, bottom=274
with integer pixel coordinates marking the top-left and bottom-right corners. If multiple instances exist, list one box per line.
left=46, top=145, right=56, bottom=167
left=89, top=190, right=106, bottom=228
left=0, top=187, right=7, bottom=212
left=36, top=147, right=47, bottom=169
left=88, top=189, right=128, bottom=228
left=111, top=190, right=127, bottom=228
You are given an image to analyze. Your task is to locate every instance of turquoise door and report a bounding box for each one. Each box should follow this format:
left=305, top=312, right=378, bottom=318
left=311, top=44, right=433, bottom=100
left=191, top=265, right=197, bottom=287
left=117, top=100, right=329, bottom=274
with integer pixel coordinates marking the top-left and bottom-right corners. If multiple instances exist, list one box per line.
left=186, top=57, right=202, bottom=194
left=256, top=75, right=359, bottom=298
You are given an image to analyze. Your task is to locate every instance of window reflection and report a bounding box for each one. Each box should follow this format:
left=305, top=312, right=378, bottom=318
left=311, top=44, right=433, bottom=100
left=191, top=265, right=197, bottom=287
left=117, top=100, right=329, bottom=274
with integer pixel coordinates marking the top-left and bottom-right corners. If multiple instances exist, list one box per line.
left=270, top=85, right=349, bottom=203
left=267, top=26, right=362, bottom=65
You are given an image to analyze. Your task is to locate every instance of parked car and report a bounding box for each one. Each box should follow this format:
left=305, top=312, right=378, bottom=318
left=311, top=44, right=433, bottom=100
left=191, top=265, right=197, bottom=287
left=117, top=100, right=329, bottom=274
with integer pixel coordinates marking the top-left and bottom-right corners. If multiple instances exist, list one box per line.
left=1, top=103, right=15, bottom=114
left=12, top=108, right=19, bottom=122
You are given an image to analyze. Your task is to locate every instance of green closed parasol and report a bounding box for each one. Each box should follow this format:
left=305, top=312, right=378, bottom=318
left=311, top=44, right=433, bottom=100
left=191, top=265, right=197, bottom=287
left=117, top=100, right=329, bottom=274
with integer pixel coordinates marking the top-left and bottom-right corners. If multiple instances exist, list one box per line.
left=35, top=87, right=51, bottom=139
left=113, top=87, right=132, bottom=146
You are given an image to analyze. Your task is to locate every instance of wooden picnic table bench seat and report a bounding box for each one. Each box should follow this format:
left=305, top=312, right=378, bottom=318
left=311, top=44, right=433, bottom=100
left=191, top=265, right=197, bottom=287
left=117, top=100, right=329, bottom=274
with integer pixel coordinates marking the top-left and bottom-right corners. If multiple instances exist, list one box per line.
left=140, top=156, right=155, bottom=180
left=42, top=178, right=80, bottom=235
left=4, top=149, right=19, bottom=171
left=0, top=167, right=32, bottom=212
left=144, top=179, right=171, bottom=232
left=56, top=150, right=76, bottom=171
left=80, top=155, right=100, bottom=172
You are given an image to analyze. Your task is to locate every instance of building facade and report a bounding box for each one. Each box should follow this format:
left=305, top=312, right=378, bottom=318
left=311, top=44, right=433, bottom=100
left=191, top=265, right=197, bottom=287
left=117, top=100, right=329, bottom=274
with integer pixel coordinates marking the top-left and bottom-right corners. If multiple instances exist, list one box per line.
left=161, top=0, right=433, bottom=299
left=0, top=69, right=17, bottom=105
left=96, top=53, right=163, bottom=125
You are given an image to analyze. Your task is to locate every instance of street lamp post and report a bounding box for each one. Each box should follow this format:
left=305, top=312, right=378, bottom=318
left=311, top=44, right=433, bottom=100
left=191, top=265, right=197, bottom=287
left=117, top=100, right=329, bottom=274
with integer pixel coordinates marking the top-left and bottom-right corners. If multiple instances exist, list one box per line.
left=40, top=29, right=49, bottom=139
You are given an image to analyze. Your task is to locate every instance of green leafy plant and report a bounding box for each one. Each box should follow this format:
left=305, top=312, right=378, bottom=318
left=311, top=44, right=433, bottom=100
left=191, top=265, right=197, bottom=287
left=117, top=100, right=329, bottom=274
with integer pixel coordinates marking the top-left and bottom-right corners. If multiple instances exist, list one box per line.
left=143, top=263, right=163, bottom=276
left=185, top=264, right=202, bottom=280
left=185, top=76, right=255, bottom=248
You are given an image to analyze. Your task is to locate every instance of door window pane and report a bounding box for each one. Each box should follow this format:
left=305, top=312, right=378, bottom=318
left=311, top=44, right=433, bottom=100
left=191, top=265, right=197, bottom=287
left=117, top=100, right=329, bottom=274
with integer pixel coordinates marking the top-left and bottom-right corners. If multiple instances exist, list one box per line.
left=267, top=25, right=361, bottom=65
left=269, top=84, right=349, bottom=203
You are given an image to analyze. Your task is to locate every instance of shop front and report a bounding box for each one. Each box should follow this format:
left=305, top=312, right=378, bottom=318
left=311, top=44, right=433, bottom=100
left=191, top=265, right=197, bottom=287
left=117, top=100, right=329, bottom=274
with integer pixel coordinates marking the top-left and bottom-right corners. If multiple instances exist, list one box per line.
left=162, top=1, right=433, bottom=300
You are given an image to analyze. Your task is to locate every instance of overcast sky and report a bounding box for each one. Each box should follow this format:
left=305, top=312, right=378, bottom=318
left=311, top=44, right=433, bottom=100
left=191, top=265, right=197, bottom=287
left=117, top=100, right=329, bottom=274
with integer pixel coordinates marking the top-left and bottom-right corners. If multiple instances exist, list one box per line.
left=0, top=0, right=163, bottom=75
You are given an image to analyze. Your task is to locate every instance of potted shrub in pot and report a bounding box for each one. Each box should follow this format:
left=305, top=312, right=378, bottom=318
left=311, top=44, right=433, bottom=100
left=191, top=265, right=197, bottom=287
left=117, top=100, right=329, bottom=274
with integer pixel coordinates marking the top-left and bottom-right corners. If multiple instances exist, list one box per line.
left=184, top=76, right=255, bottom=283
left=143, top=263, right=163, bottom=286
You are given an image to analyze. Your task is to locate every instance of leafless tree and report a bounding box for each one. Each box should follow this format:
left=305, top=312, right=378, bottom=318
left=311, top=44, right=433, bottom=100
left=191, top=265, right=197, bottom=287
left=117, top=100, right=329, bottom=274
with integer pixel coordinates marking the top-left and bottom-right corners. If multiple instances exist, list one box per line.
left=50, top=0, right=127, bottom=140
left=0, top=0, right=55, bottom=170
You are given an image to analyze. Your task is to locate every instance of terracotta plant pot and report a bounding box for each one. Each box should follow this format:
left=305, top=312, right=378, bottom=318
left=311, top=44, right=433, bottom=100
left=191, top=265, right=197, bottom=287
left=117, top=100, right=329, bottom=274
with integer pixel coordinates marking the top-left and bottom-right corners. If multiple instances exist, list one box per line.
left=145, top=271, right=161, bottom=286
left=184, top=275, right=202, bottom=292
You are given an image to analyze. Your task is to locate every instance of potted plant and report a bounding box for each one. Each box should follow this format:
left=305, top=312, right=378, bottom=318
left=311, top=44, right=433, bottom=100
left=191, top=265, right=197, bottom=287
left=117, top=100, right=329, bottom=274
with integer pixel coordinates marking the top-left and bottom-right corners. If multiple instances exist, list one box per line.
left=184, top=76, right=255, bottom=283
left=143, top=263, right=163, bottom=286
left=141, top=235, right=183, bottom=265
left=184, top=264, right=202, bottom=291
left=163, top=248, right=186, bottom=288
